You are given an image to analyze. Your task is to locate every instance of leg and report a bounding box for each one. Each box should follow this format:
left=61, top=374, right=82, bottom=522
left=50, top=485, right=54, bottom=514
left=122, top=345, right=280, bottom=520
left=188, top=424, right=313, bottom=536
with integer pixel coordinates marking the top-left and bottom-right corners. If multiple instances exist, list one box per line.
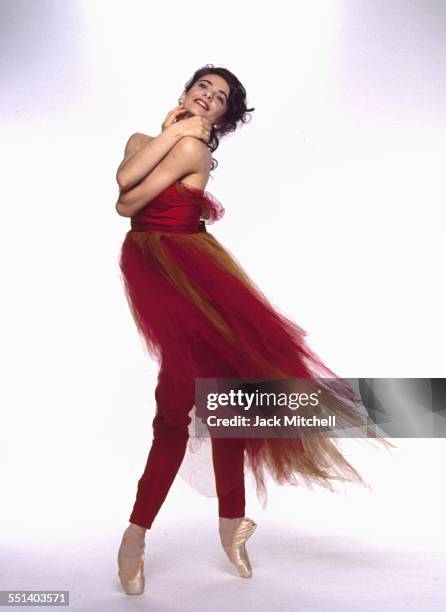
left=129, top=366, right=194, bottom=529
left=211, top=436, right=258, bottom=578
left=211, top=437, right=246, bottom=517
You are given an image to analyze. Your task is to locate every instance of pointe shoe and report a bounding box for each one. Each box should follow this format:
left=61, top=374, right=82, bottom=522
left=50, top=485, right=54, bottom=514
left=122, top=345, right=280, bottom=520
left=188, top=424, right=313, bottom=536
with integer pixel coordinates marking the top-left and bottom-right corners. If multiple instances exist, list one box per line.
left=117, top=525, right=146, bottom=595
left=219, top=516, right=257, bottom=578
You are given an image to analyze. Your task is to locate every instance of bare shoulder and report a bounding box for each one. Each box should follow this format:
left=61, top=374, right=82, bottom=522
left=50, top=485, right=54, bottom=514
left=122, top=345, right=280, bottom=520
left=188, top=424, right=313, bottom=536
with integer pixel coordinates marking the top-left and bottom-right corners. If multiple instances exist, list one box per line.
left=175, top=136, right=212, bottom=163
left=124, top=132, right=154, bottom=155
left=173, top=136, right=212, bottom=189
left=175, top=135, right=203, bottom=150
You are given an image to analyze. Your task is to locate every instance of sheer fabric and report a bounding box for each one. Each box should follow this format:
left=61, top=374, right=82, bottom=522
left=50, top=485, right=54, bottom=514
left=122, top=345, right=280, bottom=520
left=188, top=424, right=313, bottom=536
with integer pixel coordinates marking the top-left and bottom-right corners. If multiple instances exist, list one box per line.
left=118, top=180, right=393, bottom=507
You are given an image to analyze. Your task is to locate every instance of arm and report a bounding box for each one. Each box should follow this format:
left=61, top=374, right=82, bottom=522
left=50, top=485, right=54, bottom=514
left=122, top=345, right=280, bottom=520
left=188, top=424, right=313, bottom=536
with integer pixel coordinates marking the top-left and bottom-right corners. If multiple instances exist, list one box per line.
left=116, top=126, right=184, bottom=191
left=116, top=132, right=153, bottom=176
left=115, top=136, right=210, bottom=218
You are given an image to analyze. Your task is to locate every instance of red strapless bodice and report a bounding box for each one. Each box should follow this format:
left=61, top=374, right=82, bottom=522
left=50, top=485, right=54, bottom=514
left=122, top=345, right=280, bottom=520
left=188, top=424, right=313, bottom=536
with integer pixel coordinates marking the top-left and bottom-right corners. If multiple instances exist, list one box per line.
left=130, top=181, right=225, bottom=233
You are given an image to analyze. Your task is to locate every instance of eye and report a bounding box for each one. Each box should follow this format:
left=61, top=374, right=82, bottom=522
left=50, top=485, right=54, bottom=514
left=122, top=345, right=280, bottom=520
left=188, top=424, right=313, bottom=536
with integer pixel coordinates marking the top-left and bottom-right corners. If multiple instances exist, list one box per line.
left=198, top=82, right=225, bottom=104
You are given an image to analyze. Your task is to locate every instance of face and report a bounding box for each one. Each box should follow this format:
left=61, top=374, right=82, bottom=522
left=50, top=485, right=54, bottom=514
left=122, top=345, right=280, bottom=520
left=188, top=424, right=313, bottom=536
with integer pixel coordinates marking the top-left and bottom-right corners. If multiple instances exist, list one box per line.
left=180, top=74, right=230, bottom=129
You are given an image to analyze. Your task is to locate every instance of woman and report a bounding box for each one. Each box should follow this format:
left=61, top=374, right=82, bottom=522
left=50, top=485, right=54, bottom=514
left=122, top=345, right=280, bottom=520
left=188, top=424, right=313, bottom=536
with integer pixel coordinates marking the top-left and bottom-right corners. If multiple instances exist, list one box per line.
left=115, top=64, right=393, bottom=595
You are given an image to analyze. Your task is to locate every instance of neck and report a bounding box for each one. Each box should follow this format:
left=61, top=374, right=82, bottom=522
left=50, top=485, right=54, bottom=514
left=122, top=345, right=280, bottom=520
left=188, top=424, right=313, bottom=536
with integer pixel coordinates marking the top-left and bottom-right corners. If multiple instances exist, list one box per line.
left=178, top=111, right=193, bottom=121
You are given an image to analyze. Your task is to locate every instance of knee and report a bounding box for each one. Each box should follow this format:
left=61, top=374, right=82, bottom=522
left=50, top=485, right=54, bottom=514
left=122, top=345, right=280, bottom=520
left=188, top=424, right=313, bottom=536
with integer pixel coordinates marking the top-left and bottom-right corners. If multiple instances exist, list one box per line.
left=152, top=412, right=190, bottom=444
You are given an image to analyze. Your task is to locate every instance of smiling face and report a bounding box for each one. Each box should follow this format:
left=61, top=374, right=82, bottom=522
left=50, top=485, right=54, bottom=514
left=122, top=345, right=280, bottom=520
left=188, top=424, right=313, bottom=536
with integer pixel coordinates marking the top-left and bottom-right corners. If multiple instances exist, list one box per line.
left=180, top=74, right=230, bottom=129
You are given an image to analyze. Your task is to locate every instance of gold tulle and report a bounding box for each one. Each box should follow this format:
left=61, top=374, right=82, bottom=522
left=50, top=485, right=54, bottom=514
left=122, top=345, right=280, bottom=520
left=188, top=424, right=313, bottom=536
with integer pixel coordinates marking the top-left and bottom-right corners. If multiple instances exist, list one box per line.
left=121, top=221, right=395, bottom=508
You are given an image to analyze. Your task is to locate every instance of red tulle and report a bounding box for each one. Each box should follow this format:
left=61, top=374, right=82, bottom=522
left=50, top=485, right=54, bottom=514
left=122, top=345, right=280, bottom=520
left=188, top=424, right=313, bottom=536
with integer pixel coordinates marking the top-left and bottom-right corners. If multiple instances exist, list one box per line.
left=118, top=180, right=393, bottom=507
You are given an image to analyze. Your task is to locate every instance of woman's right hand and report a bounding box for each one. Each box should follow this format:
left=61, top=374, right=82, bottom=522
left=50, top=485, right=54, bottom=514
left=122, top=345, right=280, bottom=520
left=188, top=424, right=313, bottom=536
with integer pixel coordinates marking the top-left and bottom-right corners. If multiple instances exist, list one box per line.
left=176, top=115, right=213, bottom=143
left=161, top=104, right=188, bottom=132
left=162, top=105, right=212, bottom=143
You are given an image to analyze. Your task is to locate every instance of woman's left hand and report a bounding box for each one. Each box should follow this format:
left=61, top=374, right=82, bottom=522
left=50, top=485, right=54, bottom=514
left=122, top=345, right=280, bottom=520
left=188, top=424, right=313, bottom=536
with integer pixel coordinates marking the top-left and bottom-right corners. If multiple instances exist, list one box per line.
left=161, top=104, right=188, bottom=132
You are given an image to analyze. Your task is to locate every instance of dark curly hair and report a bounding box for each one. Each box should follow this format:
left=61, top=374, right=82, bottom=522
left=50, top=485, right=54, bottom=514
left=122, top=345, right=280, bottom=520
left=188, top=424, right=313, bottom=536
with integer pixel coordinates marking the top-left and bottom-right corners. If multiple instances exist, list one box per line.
left=182, top=64, right=255, bottom=172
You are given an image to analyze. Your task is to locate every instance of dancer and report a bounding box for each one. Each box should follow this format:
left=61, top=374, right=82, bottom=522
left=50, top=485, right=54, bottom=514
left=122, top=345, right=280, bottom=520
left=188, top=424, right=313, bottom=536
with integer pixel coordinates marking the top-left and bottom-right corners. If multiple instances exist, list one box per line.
left=115, top=64, right=393, bottom=595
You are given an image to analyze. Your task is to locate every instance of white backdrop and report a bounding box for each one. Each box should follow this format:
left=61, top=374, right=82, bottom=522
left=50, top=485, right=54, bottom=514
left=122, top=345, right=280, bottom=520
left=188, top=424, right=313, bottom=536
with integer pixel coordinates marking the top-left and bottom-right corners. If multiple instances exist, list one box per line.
left=1, top=1, right=445, bottom=611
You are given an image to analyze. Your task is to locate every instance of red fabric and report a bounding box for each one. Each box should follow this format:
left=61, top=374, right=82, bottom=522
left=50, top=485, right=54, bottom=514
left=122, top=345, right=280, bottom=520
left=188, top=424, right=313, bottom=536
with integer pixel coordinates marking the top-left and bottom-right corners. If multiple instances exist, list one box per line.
left=118, top=180, right=391, bottom=517
left=130, top=180, right=224, bottom=233
left=129, top=364, right=245, bottom=529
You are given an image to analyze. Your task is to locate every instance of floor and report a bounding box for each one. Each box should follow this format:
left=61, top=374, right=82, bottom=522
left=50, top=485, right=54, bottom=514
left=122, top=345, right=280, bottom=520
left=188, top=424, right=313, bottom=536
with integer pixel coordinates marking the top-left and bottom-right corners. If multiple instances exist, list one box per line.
left=2, top=439, right=445, bottom=611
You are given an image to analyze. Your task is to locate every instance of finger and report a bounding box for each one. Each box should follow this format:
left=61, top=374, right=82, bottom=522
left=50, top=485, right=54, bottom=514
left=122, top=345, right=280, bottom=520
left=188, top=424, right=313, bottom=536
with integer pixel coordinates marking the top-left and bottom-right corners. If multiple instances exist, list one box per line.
left=165, top=105, right=182, bottom=118
left=167, top=108, right=185, bottom=121
left=167, top=108, right=186, bottom=126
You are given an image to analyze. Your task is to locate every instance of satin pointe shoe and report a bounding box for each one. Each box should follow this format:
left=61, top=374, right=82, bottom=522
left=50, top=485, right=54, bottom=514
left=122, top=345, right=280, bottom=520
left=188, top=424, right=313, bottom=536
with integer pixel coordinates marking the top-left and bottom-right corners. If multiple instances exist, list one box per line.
left=219, top=516, right=257, bottom=578
left=117, top=524, right=146, bottom=595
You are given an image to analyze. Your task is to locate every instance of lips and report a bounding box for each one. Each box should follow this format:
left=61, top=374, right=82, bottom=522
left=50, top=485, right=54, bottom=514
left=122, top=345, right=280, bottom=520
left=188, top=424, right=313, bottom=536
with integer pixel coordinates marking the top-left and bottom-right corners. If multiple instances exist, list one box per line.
left=194, top=99, right=209, bottom=110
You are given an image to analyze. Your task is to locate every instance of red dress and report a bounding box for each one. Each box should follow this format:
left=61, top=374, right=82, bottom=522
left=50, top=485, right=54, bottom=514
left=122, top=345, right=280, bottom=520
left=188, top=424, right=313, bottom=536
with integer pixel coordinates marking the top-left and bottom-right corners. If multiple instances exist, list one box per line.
left=118, top=180, right=391, bottom=507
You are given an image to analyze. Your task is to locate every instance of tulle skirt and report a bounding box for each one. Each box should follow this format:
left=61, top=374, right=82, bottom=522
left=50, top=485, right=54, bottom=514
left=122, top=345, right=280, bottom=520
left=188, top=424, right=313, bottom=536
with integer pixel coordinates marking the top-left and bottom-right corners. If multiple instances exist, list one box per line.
left=118, top=228, right=393, bottom=506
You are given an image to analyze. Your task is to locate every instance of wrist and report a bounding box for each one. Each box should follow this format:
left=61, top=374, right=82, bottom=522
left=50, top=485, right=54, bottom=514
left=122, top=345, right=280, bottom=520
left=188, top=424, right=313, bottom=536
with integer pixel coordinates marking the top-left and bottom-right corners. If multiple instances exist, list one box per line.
left=163, top=123, right=184, bottom=142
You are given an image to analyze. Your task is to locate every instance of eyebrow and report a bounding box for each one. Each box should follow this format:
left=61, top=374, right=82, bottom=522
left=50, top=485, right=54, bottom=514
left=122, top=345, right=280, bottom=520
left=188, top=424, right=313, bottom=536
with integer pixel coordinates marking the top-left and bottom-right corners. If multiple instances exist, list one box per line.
left=199, top=79, right=229, bottom=102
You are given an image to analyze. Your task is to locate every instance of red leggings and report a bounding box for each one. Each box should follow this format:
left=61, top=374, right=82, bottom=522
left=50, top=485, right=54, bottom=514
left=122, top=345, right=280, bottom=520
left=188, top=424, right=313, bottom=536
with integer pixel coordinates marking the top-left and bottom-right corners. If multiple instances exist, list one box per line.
left=129, top=366, right=246, bottom=529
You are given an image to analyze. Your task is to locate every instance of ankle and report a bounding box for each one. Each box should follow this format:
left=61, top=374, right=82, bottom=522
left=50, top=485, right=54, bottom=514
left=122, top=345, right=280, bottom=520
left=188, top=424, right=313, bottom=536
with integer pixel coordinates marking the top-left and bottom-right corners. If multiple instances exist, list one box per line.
left=218, top=517, right=243, bottom=547
left=128, top=522, right=147, bottom=535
